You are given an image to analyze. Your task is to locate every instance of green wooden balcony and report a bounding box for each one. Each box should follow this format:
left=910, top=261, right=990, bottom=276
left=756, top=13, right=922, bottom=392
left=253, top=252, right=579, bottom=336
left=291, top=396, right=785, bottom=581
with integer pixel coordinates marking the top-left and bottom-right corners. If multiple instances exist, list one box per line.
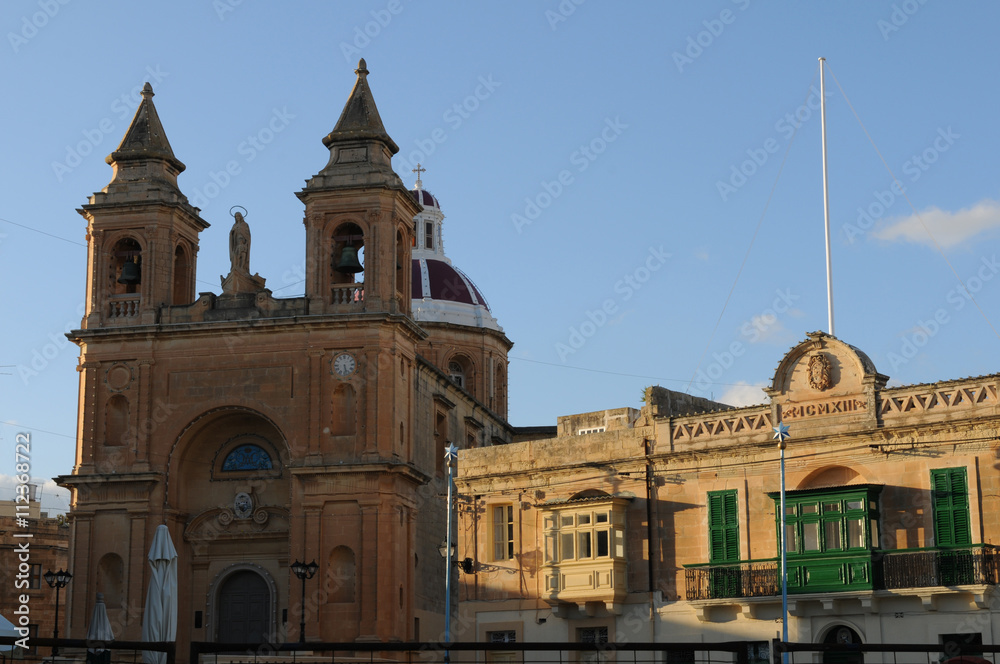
left=684, top=544, right=1000, bottom=600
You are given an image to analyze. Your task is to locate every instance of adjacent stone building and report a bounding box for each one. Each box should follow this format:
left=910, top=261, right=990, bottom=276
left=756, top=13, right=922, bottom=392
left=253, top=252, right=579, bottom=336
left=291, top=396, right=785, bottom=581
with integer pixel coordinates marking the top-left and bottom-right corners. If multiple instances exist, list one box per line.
left=457, top=332, right=1000, bottom=657
left=57, top=60, right=511, bottom=652
left=0, top=493, right=71, bottom=648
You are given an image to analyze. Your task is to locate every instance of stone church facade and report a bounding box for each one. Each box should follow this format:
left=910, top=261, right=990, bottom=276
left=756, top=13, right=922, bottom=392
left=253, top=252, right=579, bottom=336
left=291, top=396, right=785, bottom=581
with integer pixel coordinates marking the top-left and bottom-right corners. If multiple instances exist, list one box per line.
left=58, top=61, right=511, bottom=650
left=56, top=58, right=1000, bottom=658
left=457, top=332, right=1000, bottom=655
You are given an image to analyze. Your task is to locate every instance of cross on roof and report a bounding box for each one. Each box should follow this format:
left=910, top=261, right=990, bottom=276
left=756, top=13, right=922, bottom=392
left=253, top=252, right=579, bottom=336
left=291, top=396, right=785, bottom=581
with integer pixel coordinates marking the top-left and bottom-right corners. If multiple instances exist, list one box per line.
left=413, top=163, right=426, bottom=190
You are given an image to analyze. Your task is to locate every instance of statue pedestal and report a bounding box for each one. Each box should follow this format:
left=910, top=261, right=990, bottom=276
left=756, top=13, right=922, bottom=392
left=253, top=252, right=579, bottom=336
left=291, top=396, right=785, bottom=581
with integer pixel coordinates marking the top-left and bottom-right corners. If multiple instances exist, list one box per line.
left=221, top=270, right=266, bottom=295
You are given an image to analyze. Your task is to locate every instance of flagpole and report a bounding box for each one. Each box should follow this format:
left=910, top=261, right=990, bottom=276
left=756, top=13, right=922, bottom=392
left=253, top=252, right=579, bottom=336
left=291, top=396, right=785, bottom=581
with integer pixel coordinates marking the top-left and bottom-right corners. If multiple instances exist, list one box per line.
left=820, top=56, right=834, bottom=336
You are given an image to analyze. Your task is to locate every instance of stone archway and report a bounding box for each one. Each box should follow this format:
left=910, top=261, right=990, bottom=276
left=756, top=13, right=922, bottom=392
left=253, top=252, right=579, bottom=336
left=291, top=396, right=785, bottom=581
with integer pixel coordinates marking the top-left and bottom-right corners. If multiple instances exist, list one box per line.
left=821, top=624, right=864, bottom=664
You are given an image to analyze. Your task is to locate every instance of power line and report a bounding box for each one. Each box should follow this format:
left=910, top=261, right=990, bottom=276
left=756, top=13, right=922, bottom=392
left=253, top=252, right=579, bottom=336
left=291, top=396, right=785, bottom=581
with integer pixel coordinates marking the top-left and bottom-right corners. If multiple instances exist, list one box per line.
left=0, top=216, right=86, bottom=247
left=510, top=356, right=763, bottom=389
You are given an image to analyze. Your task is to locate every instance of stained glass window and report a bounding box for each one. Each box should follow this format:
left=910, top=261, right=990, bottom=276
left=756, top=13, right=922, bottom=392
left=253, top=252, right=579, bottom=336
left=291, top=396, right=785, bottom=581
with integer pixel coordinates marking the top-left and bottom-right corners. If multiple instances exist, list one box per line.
left=222, top=444, right=272, bottom=471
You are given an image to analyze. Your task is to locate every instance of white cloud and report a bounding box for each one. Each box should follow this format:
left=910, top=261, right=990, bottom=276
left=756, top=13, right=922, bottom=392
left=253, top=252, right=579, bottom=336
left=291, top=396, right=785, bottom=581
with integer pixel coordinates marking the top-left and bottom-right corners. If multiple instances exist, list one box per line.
left=719, top=381, right=769, bottom=407
left=874, top=199, right=1000, bottom=248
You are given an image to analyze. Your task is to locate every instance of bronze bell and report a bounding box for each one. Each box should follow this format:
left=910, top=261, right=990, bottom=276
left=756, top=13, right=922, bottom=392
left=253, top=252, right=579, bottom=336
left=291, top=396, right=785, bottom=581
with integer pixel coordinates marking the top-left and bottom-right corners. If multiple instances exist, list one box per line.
left=335, top=245, right=364, bottom=274
left=118, top=257, right=141, bottom=285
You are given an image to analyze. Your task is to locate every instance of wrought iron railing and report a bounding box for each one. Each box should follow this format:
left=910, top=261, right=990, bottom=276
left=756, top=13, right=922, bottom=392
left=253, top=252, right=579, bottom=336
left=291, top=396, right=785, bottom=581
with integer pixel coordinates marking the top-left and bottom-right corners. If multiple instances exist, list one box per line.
left=881, top=544, right=999, bottom=588
left=685, top=561, right=780, bottom=600
left=686, top=545, right=1000, bottom=600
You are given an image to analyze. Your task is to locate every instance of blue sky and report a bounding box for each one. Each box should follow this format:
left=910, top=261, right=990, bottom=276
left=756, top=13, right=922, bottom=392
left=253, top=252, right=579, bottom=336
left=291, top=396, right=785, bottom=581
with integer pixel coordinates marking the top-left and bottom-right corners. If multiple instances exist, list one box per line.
left=3, top=1, right=1000, bottom=510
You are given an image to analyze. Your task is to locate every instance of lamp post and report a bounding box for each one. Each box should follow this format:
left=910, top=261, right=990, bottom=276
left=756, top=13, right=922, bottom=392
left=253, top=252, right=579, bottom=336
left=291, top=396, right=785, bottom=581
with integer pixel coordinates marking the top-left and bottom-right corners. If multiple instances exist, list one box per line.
left=43, top=568, right=72, bottom=657
left=443, top=442, right=458, bottom=664
left=290, top=560, right=318, bottom=644
left=773, top=422, right=791, bottom=660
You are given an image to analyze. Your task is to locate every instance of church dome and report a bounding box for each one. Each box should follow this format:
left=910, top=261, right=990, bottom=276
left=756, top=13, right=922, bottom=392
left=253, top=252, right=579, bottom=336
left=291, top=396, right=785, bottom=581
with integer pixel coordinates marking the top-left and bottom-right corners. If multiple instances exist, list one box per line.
left=411, top=188, right=440, bottom=209
left=411, top=258, right=490, bottom=310
left=410, top=257, right=500, bottom=330
left=408, top=169, right=501, bottom=332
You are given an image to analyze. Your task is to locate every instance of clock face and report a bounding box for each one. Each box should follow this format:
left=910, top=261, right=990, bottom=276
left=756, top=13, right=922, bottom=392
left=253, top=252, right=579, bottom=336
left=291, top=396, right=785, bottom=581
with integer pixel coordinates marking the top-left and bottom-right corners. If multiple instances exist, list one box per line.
left=333, top=353, right=356, bottom=377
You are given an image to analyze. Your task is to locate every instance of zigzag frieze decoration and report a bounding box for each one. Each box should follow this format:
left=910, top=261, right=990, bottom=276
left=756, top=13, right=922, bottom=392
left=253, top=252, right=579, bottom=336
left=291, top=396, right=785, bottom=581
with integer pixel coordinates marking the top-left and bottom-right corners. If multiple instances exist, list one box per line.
left=673, top=412, right=773, bottom=441
left=880, top=383, right=998, bottom=416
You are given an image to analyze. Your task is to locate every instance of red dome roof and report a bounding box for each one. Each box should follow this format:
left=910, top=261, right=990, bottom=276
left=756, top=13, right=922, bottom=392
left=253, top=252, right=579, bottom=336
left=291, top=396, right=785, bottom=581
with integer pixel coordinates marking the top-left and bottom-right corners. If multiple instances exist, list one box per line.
left=410, top=188, right=440, bottom=209
left=412, top=258, right=490, bottom=310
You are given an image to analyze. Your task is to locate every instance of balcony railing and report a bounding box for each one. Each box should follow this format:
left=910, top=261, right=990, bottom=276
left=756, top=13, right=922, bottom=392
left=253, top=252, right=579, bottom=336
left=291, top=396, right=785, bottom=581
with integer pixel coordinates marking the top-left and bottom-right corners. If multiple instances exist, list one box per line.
left=331, top=284, right=364, bottom=308
left=108, top=295, right=140, bottom=320
left=685, top=545, right=999, bottom=600
left=686, top=561, right=780, bottom=600
left=882, top=545, right=999, bottom=588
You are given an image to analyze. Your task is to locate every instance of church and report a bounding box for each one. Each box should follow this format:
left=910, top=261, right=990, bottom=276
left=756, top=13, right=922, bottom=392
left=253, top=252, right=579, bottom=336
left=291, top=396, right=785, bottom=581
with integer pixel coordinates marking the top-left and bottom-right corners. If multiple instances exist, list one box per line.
left=57, top=58, right=1000, bottom=660
left=58, top=59, right=511, bottom=648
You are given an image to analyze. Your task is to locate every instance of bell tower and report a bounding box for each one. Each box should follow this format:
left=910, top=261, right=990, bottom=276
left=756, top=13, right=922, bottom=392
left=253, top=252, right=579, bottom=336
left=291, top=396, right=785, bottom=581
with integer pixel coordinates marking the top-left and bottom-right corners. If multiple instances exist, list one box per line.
left=77, top=83, right=208, bottom=328
left=296, top=59, right=419, bottom=315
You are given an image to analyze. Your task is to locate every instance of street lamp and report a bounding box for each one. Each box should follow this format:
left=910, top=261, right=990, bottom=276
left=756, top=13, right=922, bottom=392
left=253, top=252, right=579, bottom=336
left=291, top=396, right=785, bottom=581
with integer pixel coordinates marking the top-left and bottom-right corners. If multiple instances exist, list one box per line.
left=443, top=442, right=458, bottom=664
left=773, top=422, right=791, bottom=661
left=290, top=560, right=318, bottom=644
left=44, top=568, right=72, bottom=656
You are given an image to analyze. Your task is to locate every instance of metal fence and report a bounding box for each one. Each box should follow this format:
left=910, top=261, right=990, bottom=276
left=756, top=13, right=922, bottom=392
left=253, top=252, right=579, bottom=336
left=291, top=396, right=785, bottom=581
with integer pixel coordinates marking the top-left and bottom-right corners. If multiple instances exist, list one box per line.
left=0, top=638, right=994, bottom=664
left=0, top=636, right=174, bottom=664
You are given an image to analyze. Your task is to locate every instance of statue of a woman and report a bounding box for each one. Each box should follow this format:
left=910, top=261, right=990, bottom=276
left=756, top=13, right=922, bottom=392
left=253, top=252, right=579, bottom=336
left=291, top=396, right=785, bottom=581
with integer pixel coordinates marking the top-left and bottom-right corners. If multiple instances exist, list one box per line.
left=229, top=211, right=251, bottom=273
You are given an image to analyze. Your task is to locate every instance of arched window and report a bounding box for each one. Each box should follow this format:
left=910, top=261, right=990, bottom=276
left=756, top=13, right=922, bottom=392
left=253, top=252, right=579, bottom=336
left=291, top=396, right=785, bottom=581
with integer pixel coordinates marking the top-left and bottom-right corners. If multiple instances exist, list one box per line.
left=494, top=362, right=507, bottom=416
left=330, top=384, right=356, bottom=436
left=172, top=243, right=192, bottom=305
left=331, top=222, right=365, bottom=286
left=448, top=362, right=465, bottom=388
left=395, top=228, right=407, bottom=301
left=222, top=444, right=273, bottom=471
left=211, top=433, right=282, bottom=481
left=328, top=546, right=356, bottom=603
left=105, top=395, right=129, bottom=447
left=97, top=553, right=125, bottom=609
left=109, top=237, right=142, bottom=295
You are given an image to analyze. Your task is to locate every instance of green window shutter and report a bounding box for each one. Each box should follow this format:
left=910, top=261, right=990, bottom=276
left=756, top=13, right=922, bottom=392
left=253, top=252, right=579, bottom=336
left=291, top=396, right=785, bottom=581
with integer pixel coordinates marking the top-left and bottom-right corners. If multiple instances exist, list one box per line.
left=708, top=490, right=739, bottom=563
left=932, top=467, right=971, bottom=546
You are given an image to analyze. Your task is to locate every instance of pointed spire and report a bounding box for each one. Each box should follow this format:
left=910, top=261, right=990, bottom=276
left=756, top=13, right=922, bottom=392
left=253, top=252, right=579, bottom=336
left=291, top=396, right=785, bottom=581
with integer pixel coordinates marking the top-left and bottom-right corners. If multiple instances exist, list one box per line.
left=106, top=83, right=185, bottom=173
left=322, top=59, right=399, bottom=155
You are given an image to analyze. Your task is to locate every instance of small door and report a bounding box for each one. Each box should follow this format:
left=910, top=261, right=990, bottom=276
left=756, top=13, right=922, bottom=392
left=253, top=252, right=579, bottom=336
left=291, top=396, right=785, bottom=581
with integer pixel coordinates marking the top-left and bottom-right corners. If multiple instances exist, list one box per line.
left=822, top=625, right=863, bottom=664
left=218, top=571, right=270, bottom=644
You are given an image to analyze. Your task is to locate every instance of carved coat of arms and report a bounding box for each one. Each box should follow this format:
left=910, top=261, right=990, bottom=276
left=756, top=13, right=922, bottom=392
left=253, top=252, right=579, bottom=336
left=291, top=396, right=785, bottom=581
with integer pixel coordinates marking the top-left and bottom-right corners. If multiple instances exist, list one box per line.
left=808, top=353, right=833, bottom=391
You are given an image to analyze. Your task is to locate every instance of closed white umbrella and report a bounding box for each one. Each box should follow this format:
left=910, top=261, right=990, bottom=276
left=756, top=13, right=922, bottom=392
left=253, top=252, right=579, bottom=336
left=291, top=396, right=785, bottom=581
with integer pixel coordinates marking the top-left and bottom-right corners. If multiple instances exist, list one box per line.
left=86, top=593, right=114, bottom=663
left=0, top=614, right=18, bottom=652
left=141, top=524, right=177, bottom=664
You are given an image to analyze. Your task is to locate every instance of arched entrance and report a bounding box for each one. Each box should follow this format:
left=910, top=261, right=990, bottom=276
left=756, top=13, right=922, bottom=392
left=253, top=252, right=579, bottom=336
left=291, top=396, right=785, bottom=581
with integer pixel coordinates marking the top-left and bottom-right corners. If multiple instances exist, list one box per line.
left=217, top=571, right=270, bottom=643
left=822, top=624, right=863, bottom=664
